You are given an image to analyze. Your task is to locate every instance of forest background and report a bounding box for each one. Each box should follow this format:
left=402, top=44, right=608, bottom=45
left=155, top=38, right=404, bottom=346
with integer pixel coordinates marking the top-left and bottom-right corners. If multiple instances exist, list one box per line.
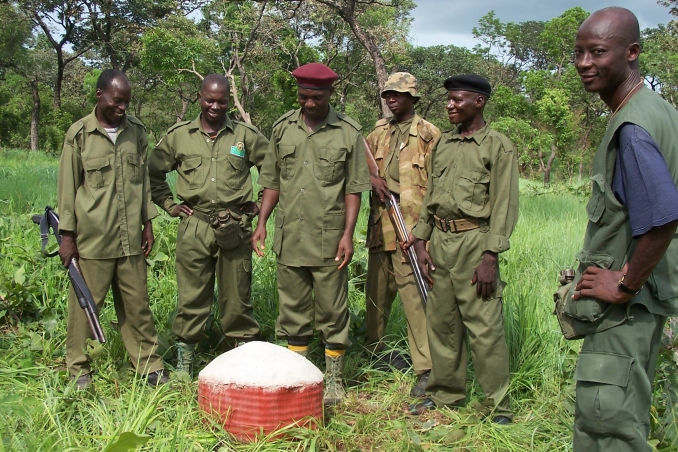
left=1, top=0, right=677, bottom=184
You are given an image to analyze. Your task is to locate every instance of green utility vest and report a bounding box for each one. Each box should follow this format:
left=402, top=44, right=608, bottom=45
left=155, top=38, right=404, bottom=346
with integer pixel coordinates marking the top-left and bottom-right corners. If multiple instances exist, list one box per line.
left=559, top=87, right=678, bottom=337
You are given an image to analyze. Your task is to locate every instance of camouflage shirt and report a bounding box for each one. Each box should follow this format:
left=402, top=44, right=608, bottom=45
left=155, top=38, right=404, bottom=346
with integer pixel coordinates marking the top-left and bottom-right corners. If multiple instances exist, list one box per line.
left=365, top=113, right=441, bottom=252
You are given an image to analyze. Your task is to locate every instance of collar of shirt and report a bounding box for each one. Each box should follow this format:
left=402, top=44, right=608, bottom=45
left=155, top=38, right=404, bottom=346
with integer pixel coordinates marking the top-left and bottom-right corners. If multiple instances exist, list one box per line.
left=447, top=122, right=491, bottom=145
left=187, top=113, right=235, bottom=136
left=289, top=105, right=342, bottom=134
left=83, top=106, right=130, bottom=135
left=389, top=113, right=421, bottom=138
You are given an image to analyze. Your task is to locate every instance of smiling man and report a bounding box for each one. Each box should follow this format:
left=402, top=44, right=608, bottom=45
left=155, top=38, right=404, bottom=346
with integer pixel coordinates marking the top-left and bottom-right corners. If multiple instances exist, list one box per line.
left=404, top=74, right=519, bottom=422
left=252, top=62, right=370, bottom=406
left=57, top=69, right=167, bottom=389
left=562, top=8, right=678, bottom=451
left=363, top=72, right=439, bottom=396
left=148, top=74, right=269, bottom=377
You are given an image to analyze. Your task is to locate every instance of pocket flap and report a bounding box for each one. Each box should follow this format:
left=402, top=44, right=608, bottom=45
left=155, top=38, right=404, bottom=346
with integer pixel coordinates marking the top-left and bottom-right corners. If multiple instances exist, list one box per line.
left=279, top=145, right=295, bottom=158
left=83, top=157, right=110, bottom=171
left=459, top=170, right=490, bottom=183
left=228, top=155, right=247, bottom=171
left=182, top=157, right=202, bottom=171
left=574, top=352, right=633, bottom=387
left=413, top=153, right=426, bottom=169
left=576, top=250, right=615, bottom=269
left=323, top=213, right=346, bottom=230
left=586, top=173, right=606, bottom=223
left=126, top=153, right=141, bottom=166
left=320, top=149, right=347, bottom=163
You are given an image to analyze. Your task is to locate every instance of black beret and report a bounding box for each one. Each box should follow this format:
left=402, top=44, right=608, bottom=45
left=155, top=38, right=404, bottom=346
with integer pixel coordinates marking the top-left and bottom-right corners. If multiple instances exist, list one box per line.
left=443, top=74, right=491, bottom=97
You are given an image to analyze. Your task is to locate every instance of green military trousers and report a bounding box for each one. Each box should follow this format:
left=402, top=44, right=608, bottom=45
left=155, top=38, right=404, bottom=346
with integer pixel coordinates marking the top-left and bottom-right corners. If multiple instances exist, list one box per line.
left=425, top=228, right=511, bottom=418
left=573, top=304, right=665, bottom=452
left=276, top=263, right=350, bottom=349
left=365, top=246, right=432, bottom=373
left=67, top=255, right=164, bottom=377
left=172, top=215, right=259, bottom=344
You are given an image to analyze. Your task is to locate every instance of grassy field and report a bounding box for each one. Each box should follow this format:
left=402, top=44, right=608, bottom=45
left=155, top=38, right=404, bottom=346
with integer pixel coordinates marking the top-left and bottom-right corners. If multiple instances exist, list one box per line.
left=0, top=148, right=674, bottom=451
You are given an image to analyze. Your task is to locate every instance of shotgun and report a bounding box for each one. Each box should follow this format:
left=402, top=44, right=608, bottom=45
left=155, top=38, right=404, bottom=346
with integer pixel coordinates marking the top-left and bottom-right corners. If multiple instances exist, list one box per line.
left=363, top=137, right=428, bottom=307
left=32, top=207, right=106, bottom=343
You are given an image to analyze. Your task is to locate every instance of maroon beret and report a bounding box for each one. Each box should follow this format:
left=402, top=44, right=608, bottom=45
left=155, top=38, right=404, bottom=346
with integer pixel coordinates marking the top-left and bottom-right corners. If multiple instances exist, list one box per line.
left=292, top=63, right=338, bottom=90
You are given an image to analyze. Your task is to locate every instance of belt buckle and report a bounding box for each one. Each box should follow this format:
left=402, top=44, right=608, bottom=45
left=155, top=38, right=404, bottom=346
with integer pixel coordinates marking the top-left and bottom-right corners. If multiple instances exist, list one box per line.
left=441, top=218, right=449, bottom=232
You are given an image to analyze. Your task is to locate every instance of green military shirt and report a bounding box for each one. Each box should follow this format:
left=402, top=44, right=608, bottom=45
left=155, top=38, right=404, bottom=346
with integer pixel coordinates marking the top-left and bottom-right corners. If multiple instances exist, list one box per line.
left=57, top=108, right=158, bottom=259
left=412, top=124, right=519, bottom=254
left=259, top=106, right=371, bottom=266
left=148, top=114, right=269, bottom=214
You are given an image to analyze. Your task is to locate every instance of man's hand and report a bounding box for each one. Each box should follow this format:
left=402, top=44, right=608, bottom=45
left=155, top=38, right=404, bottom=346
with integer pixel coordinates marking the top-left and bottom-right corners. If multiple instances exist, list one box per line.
left=413, top=238, right=435, bottom=286
left=59, top=232, right=78, bottom=267
left=471, top=252, right=498, bottom=300
left=239, top=201, right=259, bottom=217
left=371, top=175, right=390, bottom=202
left=573, top=264, right=633, bottom=304
left=251, top=224, right=267, bottom=257
left=171, top=203, right=193, bottom=218
left=142, top=221, right=154, bottom=257
left=335, top=234, right=354, bottom=269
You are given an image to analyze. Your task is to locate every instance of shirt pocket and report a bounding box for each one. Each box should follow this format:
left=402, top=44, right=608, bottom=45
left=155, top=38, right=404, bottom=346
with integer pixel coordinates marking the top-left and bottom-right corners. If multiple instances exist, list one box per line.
left=411, top=152, right=428, bottom=189
left=279, top=145, right=296, bottom=180
left=83, top=157, right=113, bottom=190
left=178, top=156, right=205, bottom=190
left=586, top=173, right=606, bottom=224
left=225, top=154, right=249, bottom=189
left=125, top=153, right=143, bottom=184
left=322, top=212, right=346, bottom=259
left=315, top=148, right=347, bottom=187
left=454, top=169, right=490, bottom=212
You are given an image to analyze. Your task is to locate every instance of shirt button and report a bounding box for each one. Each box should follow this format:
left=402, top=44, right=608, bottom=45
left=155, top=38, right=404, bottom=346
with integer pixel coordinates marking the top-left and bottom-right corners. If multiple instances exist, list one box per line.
left=211, top=200, right=216, bottom=203
left=301, top=188, right=305, bottom=192
left=300, top=217, right=303, bottom=221
left=211, top=178, right=215, bottom=182
left=304, top=161, right=308, bottom=165
left=206, top=138, right=210, bottom=142
left=212, top=158, right=216, bottom=161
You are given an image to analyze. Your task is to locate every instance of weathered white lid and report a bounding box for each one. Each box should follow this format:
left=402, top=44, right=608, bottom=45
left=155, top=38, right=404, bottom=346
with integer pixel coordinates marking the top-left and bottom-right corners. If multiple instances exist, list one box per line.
left=198, top=341, right=323, bottom=389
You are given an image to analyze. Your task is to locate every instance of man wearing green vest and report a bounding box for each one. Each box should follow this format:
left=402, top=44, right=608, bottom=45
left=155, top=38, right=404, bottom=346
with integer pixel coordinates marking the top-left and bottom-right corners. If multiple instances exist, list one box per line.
left=567, top=8, right=678, bottom=451
left=252, top=63, right=371, bottom=406
left=148, top=74, right=269, bottom=377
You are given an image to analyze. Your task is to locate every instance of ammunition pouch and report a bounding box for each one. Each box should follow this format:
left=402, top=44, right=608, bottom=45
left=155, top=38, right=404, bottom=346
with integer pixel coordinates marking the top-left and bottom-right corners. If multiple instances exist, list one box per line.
left=210, top=210, right=245, bottom=251
left=553, top=281, right=584, bottom=340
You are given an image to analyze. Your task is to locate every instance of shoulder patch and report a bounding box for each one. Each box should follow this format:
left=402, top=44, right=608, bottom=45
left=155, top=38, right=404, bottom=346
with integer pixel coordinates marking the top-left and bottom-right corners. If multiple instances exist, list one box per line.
left=233, top=120, right=260, bottom=134
left=272, top=110, right=297, bottom=128
left=337, top=113, right=362, bottom=131
left=126, top=115, right=145, bottom=129
left=375, top=118, right=390, bottom=127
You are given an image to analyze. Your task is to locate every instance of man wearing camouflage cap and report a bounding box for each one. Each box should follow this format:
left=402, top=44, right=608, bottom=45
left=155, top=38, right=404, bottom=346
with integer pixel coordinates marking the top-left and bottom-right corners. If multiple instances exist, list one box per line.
left=405, top=74, right=519, bottom=423
left=364, top=72, right=440, bottom=397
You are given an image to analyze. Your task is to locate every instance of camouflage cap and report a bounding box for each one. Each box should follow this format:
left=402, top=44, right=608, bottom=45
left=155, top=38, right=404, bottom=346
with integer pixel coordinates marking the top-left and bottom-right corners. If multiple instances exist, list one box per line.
left=381, top=72, right=420, bottom=99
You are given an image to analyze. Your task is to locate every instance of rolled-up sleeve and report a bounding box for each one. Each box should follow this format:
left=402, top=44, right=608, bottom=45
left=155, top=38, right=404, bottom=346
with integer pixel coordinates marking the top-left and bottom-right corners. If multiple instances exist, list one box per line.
left=484, top=141, right=519, bottom=253
left=57, top=135, right=82, bottom=233
left=258, top=130, right=282, bottom=191
left=344, top=133, right=371, bottom=194
left=148, top=134, right=178, bottom=214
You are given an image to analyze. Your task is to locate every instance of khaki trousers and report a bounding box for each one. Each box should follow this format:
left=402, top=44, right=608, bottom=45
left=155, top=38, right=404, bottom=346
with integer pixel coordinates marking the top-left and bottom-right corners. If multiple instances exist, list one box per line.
left=425, top=228, right=511, bottom=418
left=172, top=216, right=259, bottom=343
left=573, top=304, right=665, bottom=452
left=365, top=246, right=431, bottom=373
left=276, top=263, right=350, bottom=349
left=66, top=255, right=164, bottom=377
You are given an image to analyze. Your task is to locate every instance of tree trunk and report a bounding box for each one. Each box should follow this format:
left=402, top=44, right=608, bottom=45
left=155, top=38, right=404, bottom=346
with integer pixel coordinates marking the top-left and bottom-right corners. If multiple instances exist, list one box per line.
left=177, top=98, right=189, bottom=123
left=30, top=80, right=40, bottom=151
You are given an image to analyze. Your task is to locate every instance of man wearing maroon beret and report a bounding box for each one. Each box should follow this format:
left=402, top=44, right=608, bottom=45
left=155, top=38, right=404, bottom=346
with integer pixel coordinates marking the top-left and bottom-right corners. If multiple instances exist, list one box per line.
left=253, top=63, right=371, bottom=406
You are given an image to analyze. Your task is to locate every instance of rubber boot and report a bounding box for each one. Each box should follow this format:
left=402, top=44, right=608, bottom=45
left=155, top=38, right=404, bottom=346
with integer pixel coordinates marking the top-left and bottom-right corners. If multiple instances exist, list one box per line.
left=175, top=342, right=195, bottom=377
left=288, top=344, right=309, bottom=358
left=323, top=351, right=346, bottom=407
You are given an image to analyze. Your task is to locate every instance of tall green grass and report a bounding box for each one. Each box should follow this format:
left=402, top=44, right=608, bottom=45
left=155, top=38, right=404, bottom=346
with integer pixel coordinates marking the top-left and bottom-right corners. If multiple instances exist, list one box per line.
left=0, top=148, right=663, bottom=451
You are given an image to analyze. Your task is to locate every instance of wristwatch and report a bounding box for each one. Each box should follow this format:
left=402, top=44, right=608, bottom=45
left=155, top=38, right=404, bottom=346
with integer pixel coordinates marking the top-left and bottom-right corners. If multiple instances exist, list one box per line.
left=618, top=274, right=642, bottom=295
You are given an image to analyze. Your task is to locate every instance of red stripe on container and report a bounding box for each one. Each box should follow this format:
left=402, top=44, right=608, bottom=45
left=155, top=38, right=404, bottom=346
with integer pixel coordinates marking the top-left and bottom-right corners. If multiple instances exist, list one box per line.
left=198, top=382, right=323, bottom=442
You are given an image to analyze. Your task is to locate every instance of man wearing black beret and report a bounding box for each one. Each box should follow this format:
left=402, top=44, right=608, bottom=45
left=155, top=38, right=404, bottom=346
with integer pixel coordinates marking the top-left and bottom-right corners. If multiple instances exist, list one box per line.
left=405, top=74, right=519, bottom=423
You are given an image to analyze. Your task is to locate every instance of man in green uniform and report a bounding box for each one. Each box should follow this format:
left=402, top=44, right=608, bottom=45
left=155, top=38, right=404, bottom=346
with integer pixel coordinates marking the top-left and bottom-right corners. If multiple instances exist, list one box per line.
left=148, top=74, right=269, bottom=377
left=58, top=69, right=167, bottom=389
left=364, top=72, right=439, bottom=396
left=252, top=63, right=371, bottom=406
left=405, top=74, right=519, bottom=423
left=563, top=8, right=678, bottom=451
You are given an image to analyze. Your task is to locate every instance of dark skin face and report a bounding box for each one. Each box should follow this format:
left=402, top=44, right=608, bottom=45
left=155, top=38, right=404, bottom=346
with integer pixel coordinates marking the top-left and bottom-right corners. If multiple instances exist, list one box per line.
left=298, top=87, right=332, bottom=123
left=446, top=90, right=486, bottom=135
left=199, top=82, right=230, bottom=131
left=383, top=91, right=416, bottom=122
left=95, top=77, right=131, bottom=128
left=573, top=12, right=641, bottom=107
